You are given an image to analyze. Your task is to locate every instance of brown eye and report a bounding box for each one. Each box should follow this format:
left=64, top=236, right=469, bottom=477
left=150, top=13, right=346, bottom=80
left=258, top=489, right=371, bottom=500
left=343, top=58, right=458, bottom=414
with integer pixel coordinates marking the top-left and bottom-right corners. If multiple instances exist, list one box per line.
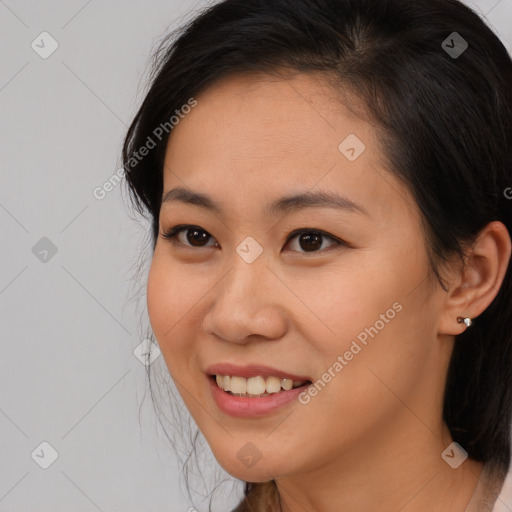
left=297, top=232, right=323, bottom=252
left=184, top=228, right=211, bottom=246
left=162, top=225, right=345, bottom=253
left=161, top=225, right=218, bottom=247
left=285, top=230, right=342, bottom=253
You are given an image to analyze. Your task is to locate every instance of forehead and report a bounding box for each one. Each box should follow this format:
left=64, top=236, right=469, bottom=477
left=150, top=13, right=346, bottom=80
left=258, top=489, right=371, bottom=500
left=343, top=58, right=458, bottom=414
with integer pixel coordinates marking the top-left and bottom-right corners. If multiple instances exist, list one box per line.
left=166, top=72, right=370, bottom=159
left=170, top=75, right=371, bottom=151
left=162, top=72, right=415, bottom=223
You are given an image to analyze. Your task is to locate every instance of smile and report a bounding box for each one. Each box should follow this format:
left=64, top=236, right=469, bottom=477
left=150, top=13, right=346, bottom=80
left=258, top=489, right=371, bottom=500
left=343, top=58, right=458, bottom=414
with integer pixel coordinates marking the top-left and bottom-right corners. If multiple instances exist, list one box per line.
left=215, top=374, right=308, bottom=397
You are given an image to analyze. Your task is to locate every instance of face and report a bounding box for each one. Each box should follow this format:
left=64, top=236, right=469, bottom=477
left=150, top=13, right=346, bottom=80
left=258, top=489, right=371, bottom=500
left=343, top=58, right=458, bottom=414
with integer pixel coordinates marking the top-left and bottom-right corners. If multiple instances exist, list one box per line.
left=147, top=72, right=452, bottom=482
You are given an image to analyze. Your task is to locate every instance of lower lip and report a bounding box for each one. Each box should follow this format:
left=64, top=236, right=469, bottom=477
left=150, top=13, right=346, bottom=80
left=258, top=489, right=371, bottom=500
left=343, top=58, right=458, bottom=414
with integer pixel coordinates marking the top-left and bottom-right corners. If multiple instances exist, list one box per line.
left=208, top=375, right=310, bottom=418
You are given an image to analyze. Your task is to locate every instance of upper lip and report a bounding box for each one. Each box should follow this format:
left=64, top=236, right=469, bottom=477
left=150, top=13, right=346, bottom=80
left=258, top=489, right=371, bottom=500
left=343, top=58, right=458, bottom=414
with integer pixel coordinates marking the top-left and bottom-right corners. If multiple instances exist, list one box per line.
left=205, top=363, right=312, bottom=382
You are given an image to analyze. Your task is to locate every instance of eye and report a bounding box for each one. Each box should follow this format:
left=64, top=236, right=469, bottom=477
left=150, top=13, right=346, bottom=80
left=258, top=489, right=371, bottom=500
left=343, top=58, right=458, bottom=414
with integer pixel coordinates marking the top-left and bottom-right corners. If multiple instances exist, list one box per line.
left=161, top=225, right=219, bottom=248
left=161, top=225, right=346, bottom=253
left=284, top=229, right=343, bottom=253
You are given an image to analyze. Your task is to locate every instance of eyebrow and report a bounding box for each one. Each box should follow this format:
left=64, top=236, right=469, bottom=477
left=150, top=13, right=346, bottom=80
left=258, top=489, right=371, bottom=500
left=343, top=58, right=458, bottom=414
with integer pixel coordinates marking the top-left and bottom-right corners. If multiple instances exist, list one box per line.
left=161, top=186, right=368, bottom=216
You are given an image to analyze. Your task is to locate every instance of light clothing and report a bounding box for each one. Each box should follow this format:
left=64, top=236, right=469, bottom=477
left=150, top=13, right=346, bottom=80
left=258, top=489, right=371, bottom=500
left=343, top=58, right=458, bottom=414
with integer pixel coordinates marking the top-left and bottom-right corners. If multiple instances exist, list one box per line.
left=466, top=461, right=512, bottom=512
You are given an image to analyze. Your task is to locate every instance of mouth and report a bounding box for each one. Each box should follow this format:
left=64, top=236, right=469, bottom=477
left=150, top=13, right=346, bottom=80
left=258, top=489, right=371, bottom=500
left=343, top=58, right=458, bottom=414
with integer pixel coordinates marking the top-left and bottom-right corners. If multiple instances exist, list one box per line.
left=209, top=374, right=311, bottom=398
left=205, top=363, right=313, bottom=416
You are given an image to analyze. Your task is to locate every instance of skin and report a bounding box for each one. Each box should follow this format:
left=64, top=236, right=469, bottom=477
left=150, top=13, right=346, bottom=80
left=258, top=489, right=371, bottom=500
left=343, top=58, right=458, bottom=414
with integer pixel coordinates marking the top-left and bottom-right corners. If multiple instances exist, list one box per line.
left=146, top=72, right=511, bottom=511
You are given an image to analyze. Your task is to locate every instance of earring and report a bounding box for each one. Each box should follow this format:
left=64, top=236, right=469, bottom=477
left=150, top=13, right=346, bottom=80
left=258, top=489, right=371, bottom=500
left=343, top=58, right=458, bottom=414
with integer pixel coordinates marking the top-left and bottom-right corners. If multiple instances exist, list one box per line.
left=457, top=317, right=472, bottom=327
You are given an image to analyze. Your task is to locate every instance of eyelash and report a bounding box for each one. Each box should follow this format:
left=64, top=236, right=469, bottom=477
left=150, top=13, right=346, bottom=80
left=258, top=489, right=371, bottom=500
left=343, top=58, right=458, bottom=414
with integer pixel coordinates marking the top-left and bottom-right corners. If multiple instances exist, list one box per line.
left=160, top=224, right=347, bottom=254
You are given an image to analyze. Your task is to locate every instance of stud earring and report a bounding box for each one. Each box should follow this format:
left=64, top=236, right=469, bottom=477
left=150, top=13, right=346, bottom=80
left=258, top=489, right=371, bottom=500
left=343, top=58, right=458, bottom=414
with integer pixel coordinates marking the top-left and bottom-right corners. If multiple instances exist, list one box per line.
left=457, top=317, right=472, bottom=327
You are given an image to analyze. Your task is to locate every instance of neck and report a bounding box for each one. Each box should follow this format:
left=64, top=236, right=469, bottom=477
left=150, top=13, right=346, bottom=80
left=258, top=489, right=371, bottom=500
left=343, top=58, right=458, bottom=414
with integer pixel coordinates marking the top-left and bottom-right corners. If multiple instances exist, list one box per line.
left=276, top=422, right=484, bottom=512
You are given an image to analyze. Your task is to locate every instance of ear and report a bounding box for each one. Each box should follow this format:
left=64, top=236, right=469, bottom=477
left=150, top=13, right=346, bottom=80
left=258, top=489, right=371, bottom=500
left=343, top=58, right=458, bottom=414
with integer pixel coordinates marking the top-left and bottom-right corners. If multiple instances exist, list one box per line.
left=438, top=221, right=511, bottom=336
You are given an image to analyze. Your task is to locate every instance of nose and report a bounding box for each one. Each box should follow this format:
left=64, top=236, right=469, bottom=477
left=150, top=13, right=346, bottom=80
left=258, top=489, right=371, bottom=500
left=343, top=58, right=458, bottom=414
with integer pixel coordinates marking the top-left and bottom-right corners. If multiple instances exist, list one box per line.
left=202, top=256, right=288, bottom=344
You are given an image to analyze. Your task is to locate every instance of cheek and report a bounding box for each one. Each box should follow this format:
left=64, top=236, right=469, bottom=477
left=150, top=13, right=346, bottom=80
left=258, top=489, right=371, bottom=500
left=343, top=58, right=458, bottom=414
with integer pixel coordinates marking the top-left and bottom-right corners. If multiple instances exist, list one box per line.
left=288, top=260, right=397, bottom=345
left=146, top=256, right=172, bottom=341
left=146, top=250, right=217, bottom=386
left=146, top=254, right=196, bottom=368
left=147, top=248, right=202, bottom=333
left=293, top=250, right=432, bottom=391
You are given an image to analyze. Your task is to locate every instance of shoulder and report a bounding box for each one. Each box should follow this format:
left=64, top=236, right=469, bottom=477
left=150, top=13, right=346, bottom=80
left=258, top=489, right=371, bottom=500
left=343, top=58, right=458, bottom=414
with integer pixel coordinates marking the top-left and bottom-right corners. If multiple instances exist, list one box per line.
left=492, top=461, right=512, bottom=511
left=230, top=499, right=250, bottom=512
left=466, top=461, right=511, bottom=512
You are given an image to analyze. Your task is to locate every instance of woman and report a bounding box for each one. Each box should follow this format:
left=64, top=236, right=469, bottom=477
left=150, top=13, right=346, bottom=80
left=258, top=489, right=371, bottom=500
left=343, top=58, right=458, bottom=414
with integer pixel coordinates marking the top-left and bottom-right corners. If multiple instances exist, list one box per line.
left=122, top=0, right=512, bottom=510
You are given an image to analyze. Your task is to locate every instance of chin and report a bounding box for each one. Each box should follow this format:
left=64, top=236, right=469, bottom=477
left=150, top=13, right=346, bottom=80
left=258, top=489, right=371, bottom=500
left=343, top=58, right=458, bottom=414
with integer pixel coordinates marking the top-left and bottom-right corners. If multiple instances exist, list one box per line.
left=210, top=446, right=285, bottom=482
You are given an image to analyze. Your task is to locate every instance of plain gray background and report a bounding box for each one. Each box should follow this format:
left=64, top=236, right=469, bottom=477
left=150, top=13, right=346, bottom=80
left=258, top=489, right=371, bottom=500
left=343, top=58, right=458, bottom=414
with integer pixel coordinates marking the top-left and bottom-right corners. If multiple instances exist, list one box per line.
left=1, top=1, right=511, bottom=511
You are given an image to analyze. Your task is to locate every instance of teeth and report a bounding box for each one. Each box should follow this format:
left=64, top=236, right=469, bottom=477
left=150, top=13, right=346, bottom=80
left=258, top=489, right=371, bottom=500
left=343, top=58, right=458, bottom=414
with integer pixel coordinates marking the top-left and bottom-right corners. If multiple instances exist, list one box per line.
left=265, top=376, right=282, bottom=394
left=281, top=378, right=293, bottom=391
left=230, top=376, right=247, bottom=394
left=214, top=374, right=308, bottom=396
left=247, top=376, right=266, bottom=395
